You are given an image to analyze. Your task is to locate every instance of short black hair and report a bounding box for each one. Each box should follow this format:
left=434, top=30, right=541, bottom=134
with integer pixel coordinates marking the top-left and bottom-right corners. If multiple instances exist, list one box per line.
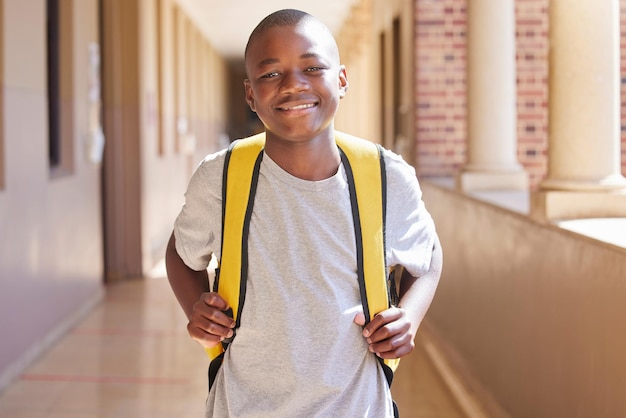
left=244, top=9, right=334, bottom=59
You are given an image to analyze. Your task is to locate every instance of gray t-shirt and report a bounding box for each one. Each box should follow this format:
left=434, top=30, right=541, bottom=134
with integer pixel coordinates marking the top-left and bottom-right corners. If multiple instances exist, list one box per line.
left=174, top=144, right=436, bottom=418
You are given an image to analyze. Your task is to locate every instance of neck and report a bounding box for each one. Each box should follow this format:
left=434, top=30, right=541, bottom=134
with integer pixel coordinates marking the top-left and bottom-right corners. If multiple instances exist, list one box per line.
left=263, top=131, right=341, bottom=181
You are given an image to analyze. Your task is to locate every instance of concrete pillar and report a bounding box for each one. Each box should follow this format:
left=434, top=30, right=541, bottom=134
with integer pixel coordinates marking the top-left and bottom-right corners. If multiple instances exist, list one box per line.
left=532, top=0, right=626, bottom=221
left=457, top=0, right=528, bottom=191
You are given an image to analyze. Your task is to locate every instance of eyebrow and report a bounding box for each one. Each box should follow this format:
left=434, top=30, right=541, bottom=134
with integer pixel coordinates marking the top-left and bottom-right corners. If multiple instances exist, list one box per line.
left=255, top=52, right=325, bottom=69
left=256, top=58, right=280, bottom=68
left=300, top=52, right=322, bottom=60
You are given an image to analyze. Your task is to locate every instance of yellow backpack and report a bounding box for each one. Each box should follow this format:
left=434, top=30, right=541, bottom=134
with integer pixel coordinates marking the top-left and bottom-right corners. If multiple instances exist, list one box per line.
left=207, top=131, right=400, bottom=389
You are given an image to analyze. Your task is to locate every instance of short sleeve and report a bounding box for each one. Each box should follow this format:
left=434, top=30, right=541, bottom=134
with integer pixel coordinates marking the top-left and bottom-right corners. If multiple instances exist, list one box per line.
left=173, top=150, right=226, bottom=271
left=384, top=149, right=437, bottom=277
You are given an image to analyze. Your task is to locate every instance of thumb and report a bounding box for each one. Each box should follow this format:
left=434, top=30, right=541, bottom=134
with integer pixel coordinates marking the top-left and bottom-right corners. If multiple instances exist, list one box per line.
left=353, top=311, right=366, bottom=327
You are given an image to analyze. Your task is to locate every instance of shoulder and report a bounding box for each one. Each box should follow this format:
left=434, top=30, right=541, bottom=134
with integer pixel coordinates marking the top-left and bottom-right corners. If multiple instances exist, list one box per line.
left=185, top=148, right=229, bottom=197
left=193, top=148, right=228, bottom=178
left=334, top=131, right=415, bottom=178
left=333, top=131, right=412, bottom=174
left=381, top=147, right=414, bottom=172
left=377, top=147, right=427, bottom=213
left=380, top=147, right=418, bottom=187
left=198, top=147, right=229, bottom=170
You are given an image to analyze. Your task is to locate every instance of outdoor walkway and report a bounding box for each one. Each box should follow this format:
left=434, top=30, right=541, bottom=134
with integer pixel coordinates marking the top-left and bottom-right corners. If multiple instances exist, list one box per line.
left=0, top=270, right=466, bottom=417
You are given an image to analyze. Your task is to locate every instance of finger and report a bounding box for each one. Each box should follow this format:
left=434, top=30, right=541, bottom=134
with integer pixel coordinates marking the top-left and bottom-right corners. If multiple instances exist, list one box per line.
left=186, top=293, right=237, bottom=349
left=371, top=336, right=415, bottom=359
left=201, top=292, right=230, bottom=311
left=187, top=323, right=230, bottom=348
left=353, top=311, right=366, bottom=327
left=363, top=307, right=404, bottom=339
left=189, top=314, right=235, bottom=338
left=367, top=317, right=409, bottom=343
left=199, top=308, right=236, bottom=329
left=369, top=332, right=413, bottom=357
left=188, top=316, right=234, bottom=344
left=196, top=294, right=236, bottom=328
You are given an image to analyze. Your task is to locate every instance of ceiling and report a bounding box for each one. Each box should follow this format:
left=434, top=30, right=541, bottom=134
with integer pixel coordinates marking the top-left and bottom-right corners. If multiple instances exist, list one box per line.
left=175, top=0, right=359, bottom=60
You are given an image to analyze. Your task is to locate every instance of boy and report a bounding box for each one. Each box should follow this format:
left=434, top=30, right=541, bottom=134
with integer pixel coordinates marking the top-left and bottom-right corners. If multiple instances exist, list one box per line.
left=166, top=9, right=442, bottom=418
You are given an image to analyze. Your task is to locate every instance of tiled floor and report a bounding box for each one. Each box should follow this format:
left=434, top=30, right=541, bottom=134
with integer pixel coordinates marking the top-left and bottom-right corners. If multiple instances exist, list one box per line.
left=0, top=274, right=465, bottom=417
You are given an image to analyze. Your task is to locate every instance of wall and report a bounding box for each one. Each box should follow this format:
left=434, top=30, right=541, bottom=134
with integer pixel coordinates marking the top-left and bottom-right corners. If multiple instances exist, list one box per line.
left=619, top=0, right=626, bottom=175
left=335, top=0, right=416, bottom=166
left=334, top=0, right=377, bottom=143
left=413, top=0, right=467, bottom=177
left=100, top=0, right=231, bottom=276
left=139, top=0, right=230, bottom=270
left=0, top=0, right=104, bottom=390
left=515, top=0, right=548, bottom=188
left=140, top=0, right=185, bottom=272
left=423, top=181, right=626, bottom=417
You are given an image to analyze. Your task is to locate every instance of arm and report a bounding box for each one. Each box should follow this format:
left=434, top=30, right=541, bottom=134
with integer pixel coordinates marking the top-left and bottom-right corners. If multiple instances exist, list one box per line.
left=166, top=232, right=235, bottom=348
left=355, top=234, right=443, bottom=359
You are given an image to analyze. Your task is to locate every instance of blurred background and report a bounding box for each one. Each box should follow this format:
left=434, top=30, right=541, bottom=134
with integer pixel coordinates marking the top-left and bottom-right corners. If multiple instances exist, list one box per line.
left=0, top=0, right=625, bottom=417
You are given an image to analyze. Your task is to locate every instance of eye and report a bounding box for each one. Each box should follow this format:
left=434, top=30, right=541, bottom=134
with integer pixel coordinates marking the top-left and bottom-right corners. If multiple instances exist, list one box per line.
left=260, top=71, right=280, bottom=79
left=305, top=66, right=325, bottom=73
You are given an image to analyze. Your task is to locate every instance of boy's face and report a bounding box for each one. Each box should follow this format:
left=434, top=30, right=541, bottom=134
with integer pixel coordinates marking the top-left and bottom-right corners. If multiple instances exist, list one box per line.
left=244, top=20, right=348, bottom=142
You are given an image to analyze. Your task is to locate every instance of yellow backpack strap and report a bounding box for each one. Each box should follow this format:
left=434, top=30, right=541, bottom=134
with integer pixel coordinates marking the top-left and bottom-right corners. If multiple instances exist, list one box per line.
left=207, top=132, right=265, bottom=387
left=335, top=131, right=400, bottom=380
left=335, top=131, right=388, bottom=320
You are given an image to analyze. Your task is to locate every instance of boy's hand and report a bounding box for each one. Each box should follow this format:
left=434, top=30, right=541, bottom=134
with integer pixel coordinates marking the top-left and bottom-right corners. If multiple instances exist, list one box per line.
left=188, top=292, right=236, bottom=349
left=353, top=308, right=415, bottom=359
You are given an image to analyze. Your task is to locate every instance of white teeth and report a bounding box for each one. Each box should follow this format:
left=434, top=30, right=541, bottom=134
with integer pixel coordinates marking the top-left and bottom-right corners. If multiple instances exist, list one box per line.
left=283, top=103, right=315, bottom=111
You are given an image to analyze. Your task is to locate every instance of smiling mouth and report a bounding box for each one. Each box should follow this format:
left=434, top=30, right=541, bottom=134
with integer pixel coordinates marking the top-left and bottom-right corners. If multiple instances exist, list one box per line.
left=277, top=103, right=317, bottom=111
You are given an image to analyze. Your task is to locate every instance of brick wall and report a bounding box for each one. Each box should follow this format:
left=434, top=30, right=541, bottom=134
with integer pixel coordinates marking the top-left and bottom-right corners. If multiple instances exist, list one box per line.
left=414, top=0, right=467, bottom=178
left=620, top=0, right=626, bottom=175
left=415, top=0, right=625, bottom=189
left=515, top=0, right=548, bottom=189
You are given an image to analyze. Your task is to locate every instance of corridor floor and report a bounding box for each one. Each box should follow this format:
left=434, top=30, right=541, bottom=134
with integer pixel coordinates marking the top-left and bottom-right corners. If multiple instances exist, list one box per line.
left=0, top=273, right=465, bottom=418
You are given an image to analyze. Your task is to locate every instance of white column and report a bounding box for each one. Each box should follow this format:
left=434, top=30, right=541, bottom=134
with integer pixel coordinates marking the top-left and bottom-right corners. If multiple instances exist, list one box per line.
left=532, top=0, right=626, bottom=221
left=457, top=0, right=528, bottom=191
left=543, top=0, right=624, bottom=191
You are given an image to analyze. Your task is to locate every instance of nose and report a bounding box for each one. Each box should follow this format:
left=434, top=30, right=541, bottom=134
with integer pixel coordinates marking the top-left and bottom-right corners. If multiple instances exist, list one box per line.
left=279, top=70, right=310, bottom=94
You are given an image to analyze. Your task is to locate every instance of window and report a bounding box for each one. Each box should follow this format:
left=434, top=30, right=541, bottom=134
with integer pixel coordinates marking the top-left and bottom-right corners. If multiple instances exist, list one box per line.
left=379, top=31, right=386, bottom=143
left=173, top=5, right=185, bottom=153
left=392, top=17, right=401, bottom=147
left=46, top=0, right=74, bottom=176
left=0, top=0, right=5, bottom=189
left=47, top=0, right=61, bottom=167
left=156, top=0, right=165, bottom=156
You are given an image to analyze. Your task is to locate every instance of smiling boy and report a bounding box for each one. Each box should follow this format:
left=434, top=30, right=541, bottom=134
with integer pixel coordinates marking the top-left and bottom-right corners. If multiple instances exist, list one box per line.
left=166, top=9, right=442, bottom=418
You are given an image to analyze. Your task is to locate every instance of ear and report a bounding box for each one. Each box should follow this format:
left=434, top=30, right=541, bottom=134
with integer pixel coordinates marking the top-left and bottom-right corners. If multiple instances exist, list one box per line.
left=244, top=79, right=256, bottom=112
left=338, top=65, right=349, bottom=99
